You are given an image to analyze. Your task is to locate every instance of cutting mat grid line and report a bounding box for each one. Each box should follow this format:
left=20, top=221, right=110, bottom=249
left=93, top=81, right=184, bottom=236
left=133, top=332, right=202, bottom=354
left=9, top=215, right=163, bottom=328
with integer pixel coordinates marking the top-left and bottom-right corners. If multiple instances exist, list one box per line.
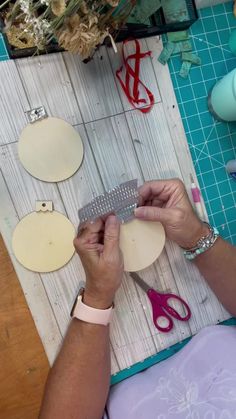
left=0, top=34, right=9, bottom=61
left=168, top=1, right=236, bottom=245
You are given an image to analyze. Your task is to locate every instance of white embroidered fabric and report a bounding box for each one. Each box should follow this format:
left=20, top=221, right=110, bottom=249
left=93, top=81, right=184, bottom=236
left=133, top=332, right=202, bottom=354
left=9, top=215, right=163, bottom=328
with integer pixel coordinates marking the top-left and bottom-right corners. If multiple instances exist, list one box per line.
left=106, top=326, right=236, bottom=419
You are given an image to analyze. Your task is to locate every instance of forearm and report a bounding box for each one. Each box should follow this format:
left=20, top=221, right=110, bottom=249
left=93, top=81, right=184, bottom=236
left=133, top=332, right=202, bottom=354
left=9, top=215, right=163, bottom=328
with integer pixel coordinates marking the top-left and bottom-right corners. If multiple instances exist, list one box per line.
left=39, top=318, right=110, bottom=419
left=194, top=237, right=236, bottom=315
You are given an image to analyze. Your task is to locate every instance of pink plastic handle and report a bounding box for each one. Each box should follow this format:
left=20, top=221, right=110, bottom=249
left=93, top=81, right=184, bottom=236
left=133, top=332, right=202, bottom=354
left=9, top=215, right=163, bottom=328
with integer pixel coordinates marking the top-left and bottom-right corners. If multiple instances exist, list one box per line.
left=192, top=187, right=201, bottom=203
left=147, top=289, right=191, bottom=333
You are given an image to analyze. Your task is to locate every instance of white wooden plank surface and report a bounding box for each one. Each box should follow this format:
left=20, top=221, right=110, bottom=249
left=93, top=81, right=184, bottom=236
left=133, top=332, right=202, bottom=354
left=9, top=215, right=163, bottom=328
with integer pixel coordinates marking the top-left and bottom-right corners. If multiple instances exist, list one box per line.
left=125, top=103, right=181, bottom=180
left=0, top=36, right=231, bottom=378
left=57, top=124, right=105, bottom=225
left=85, top=115, right=192, bottom=349
left=16, top=53, right=83, bottom=126
left=85, top=115, right=143, bottom=188
left=146, top=37, right=208, bottom=216
left=0, top=145, right=78, bottom=332
left=125, top=99, right=229, bottom=334
left=0, top=141, right=129, bottom=373
left=0, top=171, right=62, bottom=364
left=0, top=61, right=29, bottom=145
left=63, top=47, right=124, bottom=123
left=57, top=123, right=161, bottom=367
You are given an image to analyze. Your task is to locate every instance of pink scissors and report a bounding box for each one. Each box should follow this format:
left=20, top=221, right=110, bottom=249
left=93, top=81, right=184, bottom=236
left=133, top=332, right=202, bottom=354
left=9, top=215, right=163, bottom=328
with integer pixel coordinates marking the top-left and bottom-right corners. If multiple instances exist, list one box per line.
left=130, top=272, right=191, bottom=333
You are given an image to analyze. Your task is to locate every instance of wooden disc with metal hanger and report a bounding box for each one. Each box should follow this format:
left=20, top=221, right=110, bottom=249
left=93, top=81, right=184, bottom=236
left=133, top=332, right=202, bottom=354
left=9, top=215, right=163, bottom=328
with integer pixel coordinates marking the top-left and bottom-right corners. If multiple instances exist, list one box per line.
left=18, top=108, right=84, bottom=182
left=12, top=201, right=75, bottom=273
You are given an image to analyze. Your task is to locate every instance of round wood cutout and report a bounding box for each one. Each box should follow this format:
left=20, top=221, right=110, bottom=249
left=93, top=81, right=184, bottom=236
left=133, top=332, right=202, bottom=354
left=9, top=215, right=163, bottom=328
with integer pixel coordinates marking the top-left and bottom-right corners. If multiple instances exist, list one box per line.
left=12, top=211, right=75, bottom=272
left=18, top=117, right=84, bottom=182
left=120, top=219, right=165, bottom=272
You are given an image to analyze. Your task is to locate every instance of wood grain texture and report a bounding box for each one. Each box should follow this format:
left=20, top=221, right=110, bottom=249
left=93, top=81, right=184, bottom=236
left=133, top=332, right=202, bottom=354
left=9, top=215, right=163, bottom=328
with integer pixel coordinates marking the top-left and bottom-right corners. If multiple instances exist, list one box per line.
left=125, top=103, right=182, bottom=180
left=124, top=103, right=228, bottom=334
left=0, top=233, right=49, bottom=419
left=0, top=142, right=120, bottom=370
left=16, top=53, right=83, bottom=126
left=57, top=124, right=105, bottom=225
left=0, top=61, right=29, bottom=145
left=0, top=145, right=82, bottom=337
left=63, top=47, right=124, bottom=123
left=0, top=171, right=62, bottom=364
left=0, top=37, right=230, bottom=378
left=85, top=115, right=192, bottom=349
left=145, top=36, right=207, bottom=214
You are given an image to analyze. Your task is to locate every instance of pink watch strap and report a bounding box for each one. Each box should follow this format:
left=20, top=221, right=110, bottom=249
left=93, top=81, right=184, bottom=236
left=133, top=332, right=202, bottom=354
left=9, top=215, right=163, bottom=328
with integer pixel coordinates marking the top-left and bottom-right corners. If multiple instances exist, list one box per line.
left=72, top=295, right=113, bottom=326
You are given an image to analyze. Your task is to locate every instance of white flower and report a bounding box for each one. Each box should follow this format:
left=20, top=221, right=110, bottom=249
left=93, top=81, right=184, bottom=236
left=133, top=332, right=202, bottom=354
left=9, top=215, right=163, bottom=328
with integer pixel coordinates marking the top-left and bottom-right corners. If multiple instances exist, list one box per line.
left=19, top=0, right=30, bottom=14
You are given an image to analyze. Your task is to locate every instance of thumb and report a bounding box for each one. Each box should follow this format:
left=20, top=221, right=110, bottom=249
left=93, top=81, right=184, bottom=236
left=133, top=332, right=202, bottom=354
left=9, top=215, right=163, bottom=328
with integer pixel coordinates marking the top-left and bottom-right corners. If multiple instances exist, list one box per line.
left=135, top=206, right=171, bottom=224
left=103, top=215, right=120, bottom=257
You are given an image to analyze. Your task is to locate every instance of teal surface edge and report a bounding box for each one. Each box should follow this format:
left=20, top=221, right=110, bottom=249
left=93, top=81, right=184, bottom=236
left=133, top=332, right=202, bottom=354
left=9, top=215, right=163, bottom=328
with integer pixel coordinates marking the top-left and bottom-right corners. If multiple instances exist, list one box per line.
left=111, top=317, right=236, bottom=385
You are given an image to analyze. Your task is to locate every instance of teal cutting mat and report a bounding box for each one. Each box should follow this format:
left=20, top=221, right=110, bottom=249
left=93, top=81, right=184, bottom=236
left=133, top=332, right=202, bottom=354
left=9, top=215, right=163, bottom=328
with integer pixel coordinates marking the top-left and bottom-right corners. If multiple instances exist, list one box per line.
left=0, top=34, right=9, bottom=60
left=168, top=1, right=236, bottom=245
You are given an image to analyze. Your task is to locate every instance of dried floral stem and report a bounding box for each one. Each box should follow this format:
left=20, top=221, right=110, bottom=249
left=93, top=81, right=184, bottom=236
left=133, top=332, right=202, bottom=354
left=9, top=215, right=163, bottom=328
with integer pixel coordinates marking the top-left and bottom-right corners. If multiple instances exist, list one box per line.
left=2, top=0, right=136, bottom=59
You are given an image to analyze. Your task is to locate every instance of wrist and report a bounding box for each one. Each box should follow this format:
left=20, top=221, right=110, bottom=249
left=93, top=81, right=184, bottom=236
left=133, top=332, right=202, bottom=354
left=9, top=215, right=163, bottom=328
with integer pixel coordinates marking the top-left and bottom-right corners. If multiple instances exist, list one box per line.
left=83, top=290, right=114, bottom=310
left=178, top=220, right=209, bottom=249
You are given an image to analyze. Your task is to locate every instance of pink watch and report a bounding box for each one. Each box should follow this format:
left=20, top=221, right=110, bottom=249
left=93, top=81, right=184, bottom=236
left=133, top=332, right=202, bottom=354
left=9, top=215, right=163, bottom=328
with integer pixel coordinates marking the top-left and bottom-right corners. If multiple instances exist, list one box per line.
left=71, top=289, right=114, bottom=326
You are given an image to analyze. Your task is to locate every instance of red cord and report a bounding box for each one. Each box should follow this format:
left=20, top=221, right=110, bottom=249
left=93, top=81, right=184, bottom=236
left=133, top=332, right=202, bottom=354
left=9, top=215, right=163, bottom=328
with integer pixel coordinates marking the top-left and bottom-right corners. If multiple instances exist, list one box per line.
left=116, top=39, right=155, bottom=113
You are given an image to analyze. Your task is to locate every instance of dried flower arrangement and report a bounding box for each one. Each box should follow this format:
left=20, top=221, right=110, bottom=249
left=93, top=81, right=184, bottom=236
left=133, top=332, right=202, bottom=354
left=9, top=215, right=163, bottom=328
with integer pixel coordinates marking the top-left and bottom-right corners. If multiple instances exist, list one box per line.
left=0, top=0, right=135, bottom=59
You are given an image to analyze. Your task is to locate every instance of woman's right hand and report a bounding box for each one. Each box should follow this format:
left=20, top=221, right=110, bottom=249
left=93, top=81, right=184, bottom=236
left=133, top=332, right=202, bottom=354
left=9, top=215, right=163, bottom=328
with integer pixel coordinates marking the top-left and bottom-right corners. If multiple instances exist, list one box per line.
left=135, top=179, right=208, bottom=249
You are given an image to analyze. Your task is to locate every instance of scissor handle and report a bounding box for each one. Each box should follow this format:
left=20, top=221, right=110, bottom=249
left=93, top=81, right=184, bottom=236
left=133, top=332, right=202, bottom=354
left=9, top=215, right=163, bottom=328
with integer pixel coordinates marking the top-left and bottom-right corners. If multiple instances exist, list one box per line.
left=147, top=289, right=191, bottom=333
left=160, top=292, right=191, bottom=321
left=147, top=290, right=174, bottom=332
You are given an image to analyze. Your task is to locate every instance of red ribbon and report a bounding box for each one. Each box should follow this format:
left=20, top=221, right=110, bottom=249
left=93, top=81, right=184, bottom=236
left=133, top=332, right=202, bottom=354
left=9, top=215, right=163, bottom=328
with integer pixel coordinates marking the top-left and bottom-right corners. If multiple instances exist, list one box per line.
left=116, top=39, right=155, bottom=113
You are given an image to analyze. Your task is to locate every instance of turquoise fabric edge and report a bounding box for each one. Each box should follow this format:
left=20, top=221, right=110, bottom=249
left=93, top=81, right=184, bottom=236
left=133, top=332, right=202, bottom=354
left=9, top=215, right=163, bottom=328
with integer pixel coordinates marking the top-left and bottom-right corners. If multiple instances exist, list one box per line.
left=110, top=317, right=236, bottom=385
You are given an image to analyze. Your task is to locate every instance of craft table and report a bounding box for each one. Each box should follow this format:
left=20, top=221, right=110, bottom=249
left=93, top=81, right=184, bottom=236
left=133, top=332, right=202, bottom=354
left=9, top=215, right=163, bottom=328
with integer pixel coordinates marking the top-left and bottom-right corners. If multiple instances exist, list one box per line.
left=0, top=2, right=235, bottom=387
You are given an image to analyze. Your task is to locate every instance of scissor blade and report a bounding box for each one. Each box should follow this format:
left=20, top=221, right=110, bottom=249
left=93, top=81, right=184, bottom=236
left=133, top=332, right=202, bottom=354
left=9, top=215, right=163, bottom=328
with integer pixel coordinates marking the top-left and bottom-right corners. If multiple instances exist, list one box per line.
left=130, top=272, right=150, bottom=293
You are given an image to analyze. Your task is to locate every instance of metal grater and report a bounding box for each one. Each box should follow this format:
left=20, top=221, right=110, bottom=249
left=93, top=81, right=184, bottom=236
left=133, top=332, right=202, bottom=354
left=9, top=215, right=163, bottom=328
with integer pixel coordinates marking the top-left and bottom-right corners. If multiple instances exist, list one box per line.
left=78, top=179, right=139, bottom=226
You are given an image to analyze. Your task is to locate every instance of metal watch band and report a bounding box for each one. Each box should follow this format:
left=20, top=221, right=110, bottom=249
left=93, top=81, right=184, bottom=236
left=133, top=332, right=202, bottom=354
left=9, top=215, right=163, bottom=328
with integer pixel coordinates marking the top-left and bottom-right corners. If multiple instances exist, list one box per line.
left=183, top=222, right=219, bottom=260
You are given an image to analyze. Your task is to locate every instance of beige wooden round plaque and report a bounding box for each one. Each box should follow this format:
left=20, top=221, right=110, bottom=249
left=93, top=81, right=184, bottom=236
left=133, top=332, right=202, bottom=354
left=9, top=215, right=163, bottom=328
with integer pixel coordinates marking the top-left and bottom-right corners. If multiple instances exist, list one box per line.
left=18, top=117, right=84, bottom=182
left=120, top=219, right=165, bottom=272
left=12, top=210, right=75, bottom=273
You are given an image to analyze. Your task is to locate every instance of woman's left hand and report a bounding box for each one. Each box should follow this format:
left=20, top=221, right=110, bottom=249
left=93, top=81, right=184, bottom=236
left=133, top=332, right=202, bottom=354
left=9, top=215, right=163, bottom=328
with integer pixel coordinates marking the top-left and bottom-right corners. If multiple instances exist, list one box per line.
left=74, top=215, right=124, bottom=309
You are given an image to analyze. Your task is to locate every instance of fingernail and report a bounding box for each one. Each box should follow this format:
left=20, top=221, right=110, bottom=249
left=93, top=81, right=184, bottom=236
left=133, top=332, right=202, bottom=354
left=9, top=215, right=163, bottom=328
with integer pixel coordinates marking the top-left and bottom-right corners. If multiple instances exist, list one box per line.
left=134, top=207, right=145, bottom=218
left=106, top=215, right=118, bottom=225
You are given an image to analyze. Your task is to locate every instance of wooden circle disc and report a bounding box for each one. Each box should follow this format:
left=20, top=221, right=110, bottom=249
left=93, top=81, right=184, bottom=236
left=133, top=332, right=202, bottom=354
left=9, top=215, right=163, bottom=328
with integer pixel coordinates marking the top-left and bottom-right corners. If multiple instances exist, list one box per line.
left=120, top=219, right=165, bottom=272
left=12, top=211, right=75, bottom=272
left=18, top=117, right=84, bottom=182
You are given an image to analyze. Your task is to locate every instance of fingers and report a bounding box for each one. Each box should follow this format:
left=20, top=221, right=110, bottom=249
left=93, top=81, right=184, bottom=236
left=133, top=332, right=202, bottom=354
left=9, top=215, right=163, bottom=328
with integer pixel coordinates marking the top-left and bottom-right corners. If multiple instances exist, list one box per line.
left=103, top=215, right=120, bottom=258
left=135, top=206, right=172, bottom=224
left=138, top=180, right=167, bottom=205
left=74, top=218, right=104, bottom=253
left=138, top=179, right=184, bottom=205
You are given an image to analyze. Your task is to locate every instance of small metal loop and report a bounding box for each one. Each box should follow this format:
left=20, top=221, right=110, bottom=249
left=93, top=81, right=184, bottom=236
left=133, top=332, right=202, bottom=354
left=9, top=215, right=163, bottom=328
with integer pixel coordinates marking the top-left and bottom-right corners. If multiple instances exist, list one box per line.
left=26, top=106, right=47, bottom=124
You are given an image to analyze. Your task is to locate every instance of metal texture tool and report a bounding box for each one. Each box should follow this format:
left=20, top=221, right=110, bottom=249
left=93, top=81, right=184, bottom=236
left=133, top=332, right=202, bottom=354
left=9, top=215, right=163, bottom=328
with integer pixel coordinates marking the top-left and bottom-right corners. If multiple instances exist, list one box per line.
left=78, top=179, right=139, bottom=227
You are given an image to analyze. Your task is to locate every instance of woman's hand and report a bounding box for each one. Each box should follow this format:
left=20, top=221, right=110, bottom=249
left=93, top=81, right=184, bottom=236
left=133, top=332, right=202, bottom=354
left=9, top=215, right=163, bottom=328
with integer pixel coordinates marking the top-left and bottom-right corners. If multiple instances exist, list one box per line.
left=135, top=179, right=208, bottom=249
left=74, top=215, right=123, bottom=309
